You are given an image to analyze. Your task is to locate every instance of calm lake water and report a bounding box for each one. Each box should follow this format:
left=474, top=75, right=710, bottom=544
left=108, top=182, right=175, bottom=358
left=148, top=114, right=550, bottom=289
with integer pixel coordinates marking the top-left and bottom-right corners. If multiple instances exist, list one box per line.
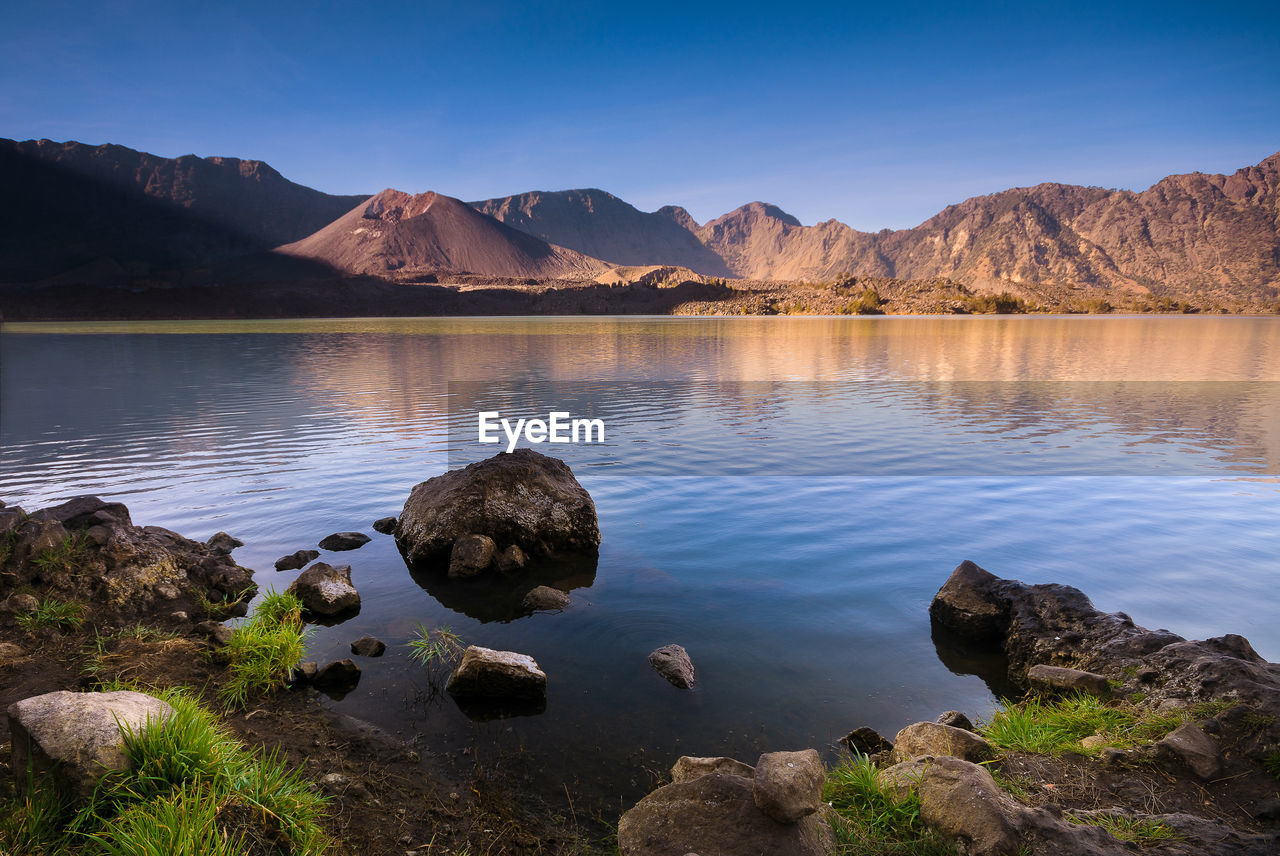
left=2, top=316, right=1278, bottom=814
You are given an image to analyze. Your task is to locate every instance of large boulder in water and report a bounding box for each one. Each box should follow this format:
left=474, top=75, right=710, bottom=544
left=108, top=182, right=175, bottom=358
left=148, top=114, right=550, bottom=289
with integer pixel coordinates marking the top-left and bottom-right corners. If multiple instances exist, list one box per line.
left=395, top=449, right=600, bottom=571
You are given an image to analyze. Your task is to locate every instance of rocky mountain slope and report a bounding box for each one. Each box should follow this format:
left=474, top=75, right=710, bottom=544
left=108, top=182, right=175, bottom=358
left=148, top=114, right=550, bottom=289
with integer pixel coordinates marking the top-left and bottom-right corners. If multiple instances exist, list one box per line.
left=471, top=189, right=732, bottom=277
left=278, top=189, right=609, bottom=279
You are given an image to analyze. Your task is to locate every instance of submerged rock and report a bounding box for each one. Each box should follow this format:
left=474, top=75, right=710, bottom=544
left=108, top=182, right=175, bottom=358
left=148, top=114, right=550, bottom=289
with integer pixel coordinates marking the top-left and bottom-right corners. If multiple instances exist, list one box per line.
left=286, top=562, right=360, bottom=617
left=394, top=449, right=600, bottom=571
left=350, top=635, right=386, bottom=657
left=522, top=585, right=570, bottom=611
left=446, top=646, right=547, bottom=700
left=313, top=659, right=361, bottom=696
left=495, top=543, right=528, bottom=573
left=841, top=725, right=893, bottom=756
left=752, top=749, right=824, bottom=823
left=649, top=644, right=696, bottom=689
left=8, top=690, right=173, bottom=801
left=274, top=549, right=320, bottom=571
left=204, top=532, right=243, bottom=554
left=319, top=532, right=371, bottom=551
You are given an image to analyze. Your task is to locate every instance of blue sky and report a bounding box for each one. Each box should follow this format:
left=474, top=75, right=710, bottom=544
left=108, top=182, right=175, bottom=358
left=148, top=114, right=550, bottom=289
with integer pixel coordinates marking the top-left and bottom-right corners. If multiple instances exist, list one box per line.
left=3, top=1, right=1278, bottom=229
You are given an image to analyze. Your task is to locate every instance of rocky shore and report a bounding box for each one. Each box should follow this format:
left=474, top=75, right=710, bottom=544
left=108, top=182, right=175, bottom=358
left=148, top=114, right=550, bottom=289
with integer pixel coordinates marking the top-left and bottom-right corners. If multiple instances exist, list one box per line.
left=2, top=473, right=1278, bottom=854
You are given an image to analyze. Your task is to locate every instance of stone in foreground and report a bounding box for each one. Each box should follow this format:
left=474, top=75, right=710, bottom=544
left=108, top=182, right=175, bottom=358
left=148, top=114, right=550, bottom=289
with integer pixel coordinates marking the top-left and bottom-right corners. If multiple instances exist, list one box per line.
left=670, top=755, right=755, bottom=784
left=8, top=690, right=174, bottom=800
left=1156, top=722, right=1223, bottom=780
left=891, top=721, right=992, bottom=763
left=752, top=749, right=824, bottom=823
left=523, top=585, right=570, bottom=611
left=446, top=645, right=547, bottom=700
left=1027, top=664, right=1111, bottom=698
left=275, top=549, right=320, bottom=571
left=649, top=644, right=696, bottom=689
left=286, top=562, right=360, bottom=616
left=395, top=449, right=600, bottom=570
left=618, top=771, right=835, bottom=856
left=319, top=531, right=371, bottom=551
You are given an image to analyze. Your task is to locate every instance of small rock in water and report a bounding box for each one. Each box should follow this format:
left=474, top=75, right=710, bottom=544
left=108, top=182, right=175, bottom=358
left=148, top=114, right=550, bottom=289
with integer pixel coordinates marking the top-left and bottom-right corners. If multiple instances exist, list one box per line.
left=292, top=661, right=319, bottom=685
left=275, top=549, right=320, bottom=571
left=319, top=532, right=371, bottom=551
left=449, top=534, right=497, bottom=578
left=286, top=563, right=360, bottom=616
left=313, top=659, right=361, bottom=695
left=350, top=635, right=386, bottom=657
left=205, top=532, right=243, bottom=554
left=522, top=585, right=569, bottom=611
left=649, top=644, right=696, bottom=689
left=446, top=646, right=547, bottom=700
left=372, top=516, right=397, bottom=534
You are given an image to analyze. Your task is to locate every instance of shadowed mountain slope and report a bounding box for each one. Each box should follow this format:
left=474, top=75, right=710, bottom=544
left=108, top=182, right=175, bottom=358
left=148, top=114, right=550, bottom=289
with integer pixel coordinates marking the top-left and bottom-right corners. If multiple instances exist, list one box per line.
left=470, top=189, right=732, bottom=277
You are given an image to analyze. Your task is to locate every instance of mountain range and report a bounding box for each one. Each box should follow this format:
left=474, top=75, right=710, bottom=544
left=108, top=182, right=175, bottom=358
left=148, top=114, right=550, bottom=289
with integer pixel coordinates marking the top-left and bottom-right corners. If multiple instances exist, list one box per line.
left=2, top=138, right=1277, bottom=303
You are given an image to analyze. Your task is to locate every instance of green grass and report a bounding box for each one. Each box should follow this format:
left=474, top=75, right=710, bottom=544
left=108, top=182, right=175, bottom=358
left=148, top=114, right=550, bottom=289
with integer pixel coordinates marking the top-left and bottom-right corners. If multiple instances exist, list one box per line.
left=16, top=597, right=87, bottom=632
left=980, top=694, right=1234, bottom=755
left=218, top=590, right=309, bottom=709
left=407, top=623, right=465, bottom=668
left=1263, top=747, right=1280, bottom=781
left=31, top=533, right=91, bottom=575
left=1066, top=813, right=1184, bottom=846
left=823, top=756, right=954, bottom=856
left=0, top=685, right=330, bottom=855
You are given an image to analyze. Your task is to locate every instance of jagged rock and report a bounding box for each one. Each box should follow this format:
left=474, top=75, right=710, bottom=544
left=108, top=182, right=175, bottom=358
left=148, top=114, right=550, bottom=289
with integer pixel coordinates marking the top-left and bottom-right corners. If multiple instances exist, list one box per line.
left=318, top=532, right=370, bottom=551
left=936, top=710, right=975, bottom=731
left=670, top=756, right=755, bottom=784
left=286, top=562, right=360, bottom=616
left=8, top=690, right=173, bottom=801
left=753, top=749, right=824, bottom=823
left=522, top=585, right=569, bottom=611
left=0, top=496, right=255, bottom=619
left=446, top=646, right=546, bottom=700
left=274, top=549, right=320, bottom=571
left=448, top=533, right=496, bottom=578
left=495, top=543, right=528, bottom=573
left=1028, top=664, right=1111, bottom=698
left=649, top=644, right=696, bottom=689
left=840, top=726, right=893, bottom=756
left=194, top=620, right=234, bottom=647
left=350, top=635, right=386, bottom=657
left=372, top=516, right=397, bottom=534
left=929, top=560, right=1009, bottom=639
left=617, top=771, right=835, bottom=856
left=313, top=659, right=361, bottom=694
left=891, top=721, right=992, bottom=763
left=205, top=532, right=243, bottom=554
left=1156, top=722, right=1223, bottom=780
left=394, top=449, right=600, bottom=570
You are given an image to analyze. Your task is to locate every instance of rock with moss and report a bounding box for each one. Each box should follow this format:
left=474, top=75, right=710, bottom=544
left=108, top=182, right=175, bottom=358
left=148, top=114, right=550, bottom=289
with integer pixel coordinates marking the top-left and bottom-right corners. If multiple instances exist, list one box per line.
left=0, top=496, right=255, bottom=622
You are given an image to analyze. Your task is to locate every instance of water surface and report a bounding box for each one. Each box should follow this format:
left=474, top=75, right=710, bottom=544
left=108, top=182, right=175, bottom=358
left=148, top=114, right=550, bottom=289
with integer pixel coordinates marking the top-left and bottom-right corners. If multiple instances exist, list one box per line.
left=2, top=316, right=1278, bottom=813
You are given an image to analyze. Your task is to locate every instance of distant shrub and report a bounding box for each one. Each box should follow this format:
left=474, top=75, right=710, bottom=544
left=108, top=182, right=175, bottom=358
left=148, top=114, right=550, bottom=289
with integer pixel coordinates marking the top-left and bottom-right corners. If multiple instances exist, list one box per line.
left=1083, top=298, right=1113, bottom=314
left=963, top=292, right=1034, bottom=314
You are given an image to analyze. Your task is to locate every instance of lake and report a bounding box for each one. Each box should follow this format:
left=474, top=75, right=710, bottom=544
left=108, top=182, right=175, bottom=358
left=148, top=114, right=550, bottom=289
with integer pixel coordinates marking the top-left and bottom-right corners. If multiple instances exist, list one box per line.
left=2, top=315, right=1278, bottom=813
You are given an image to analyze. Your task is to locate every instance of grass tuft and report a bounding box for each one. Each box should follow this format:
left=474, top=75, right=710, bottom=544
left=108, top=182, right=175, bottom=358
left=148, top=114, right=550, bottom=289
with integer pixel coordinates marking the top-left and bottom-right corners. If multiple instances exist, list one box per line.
left=31, top=533, right=91, bottom=575
left=16, top=597, right=86, bottom=632
left=823, top=755, right=953, bottom=856
left=218, top=590, right=309, bottom=709
left=1066, top=812, right=1184, bottom=845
